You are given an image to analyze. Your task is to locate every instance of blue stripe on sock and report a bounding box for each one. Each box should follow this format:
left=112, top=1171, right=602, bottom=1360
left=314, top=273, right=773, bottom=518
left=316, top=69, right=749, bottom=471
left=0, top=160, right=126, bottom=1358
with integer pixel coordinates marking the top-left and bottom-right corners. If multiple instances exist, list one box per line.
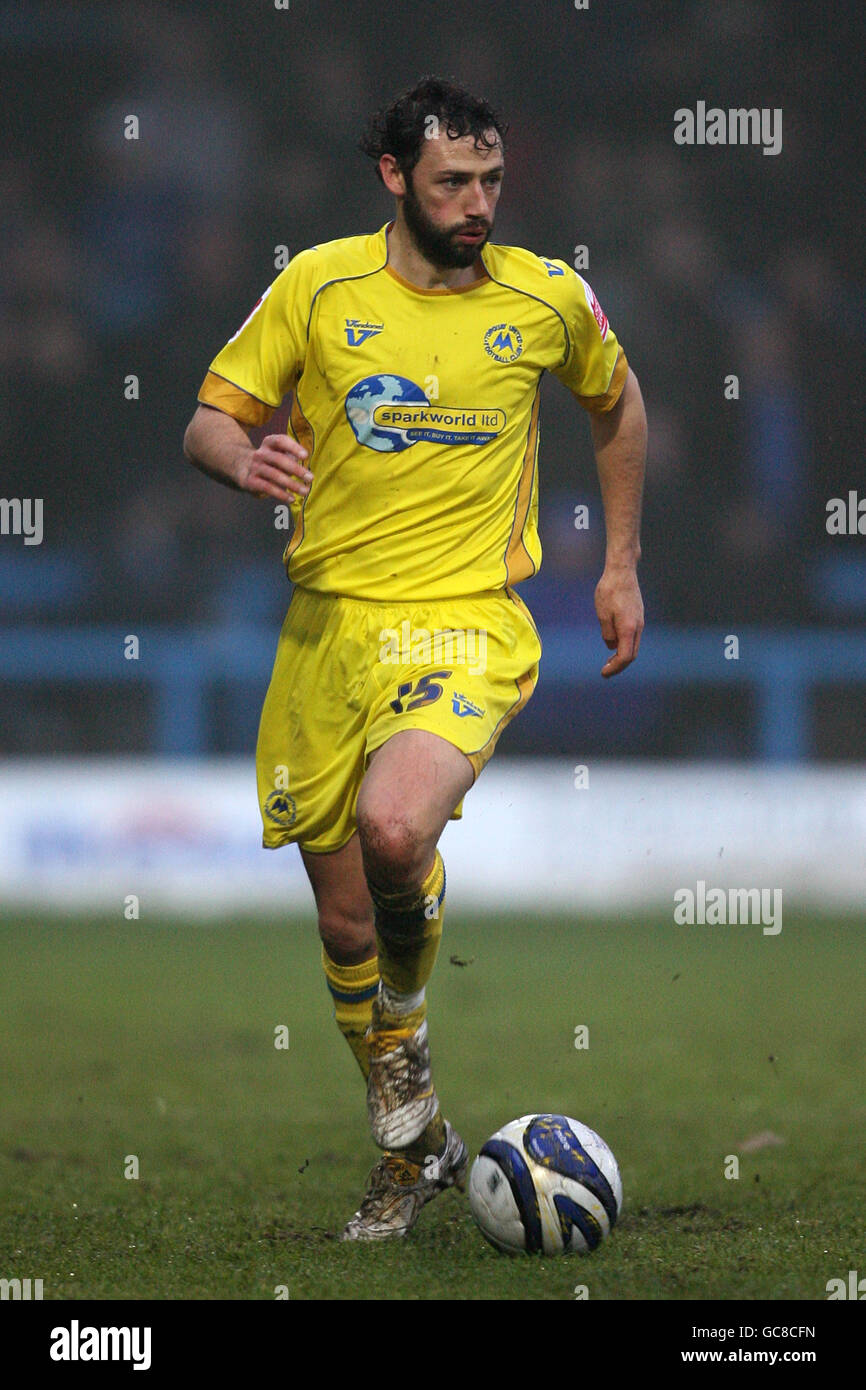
left=325, top=981, right=379, bottom=1004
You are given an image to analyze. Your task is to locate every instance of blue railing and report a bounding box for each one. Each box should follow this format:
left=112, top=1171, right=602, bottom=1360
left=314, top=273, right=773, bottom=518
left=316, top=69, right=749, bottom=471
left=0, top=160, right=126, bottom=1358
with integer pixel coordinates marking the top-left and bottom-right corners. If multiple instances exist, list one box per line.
left=2, top=624, right=864, bottom=759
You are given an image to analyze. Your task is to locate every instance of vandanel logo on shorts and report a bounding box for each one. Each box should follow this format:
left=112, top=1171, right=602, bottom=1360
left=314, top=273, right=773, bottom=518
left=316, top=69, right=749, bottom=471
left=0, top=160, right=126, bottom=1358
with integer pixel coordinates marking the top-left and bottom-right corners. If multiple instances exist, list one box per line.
left=483, top=323, right=523, bottom=363
left=452, top=692, right=485, bottom=718
left=345, top=375, right=505, bottom=452
left=264, top=790, right=297, bottom=828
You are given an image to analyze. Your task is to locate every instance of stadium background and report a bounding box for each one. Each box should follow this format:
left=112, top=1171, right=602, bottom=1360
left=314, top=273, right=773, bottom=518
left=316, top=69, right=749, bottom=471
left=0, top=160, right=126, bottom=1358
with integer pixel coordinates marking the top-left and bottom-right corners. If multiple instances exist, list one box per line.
left=2, top=0, right=865, bottom=908
left=2, top=0, right=864, bottom=911
left=2, top=0, right=865, bottom=740
left=1, top=0, right=865, bottom=1310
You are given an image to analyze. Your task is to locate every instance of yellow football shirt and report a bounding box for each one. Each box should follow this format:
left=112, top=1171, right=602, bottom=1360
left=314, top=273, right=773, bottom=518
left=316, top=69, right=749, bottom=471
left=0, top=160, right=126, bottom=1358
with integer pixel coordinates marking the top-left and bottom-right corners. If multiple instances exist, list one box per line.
left=198, top=223, right=628, bottom=600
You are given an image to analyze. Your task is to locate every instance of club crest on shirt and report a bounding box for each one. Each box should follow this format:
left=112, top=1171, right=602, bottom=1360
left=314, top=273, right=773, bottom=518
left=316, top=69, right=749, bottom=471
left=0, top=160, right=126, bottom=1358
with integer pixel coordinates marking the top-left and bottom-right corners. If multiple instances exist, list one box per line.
left=483, top=323, right=524, bottom=363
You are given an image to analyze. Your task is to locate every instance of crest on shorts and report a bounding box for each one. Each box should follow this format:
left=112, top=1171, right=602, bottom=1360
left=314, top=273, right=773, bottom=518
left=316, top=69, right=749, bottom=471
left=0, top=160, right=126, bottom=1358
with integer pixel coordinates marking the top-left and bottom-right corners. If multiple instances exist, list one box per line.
left=264, top=790, right=297, bottom=827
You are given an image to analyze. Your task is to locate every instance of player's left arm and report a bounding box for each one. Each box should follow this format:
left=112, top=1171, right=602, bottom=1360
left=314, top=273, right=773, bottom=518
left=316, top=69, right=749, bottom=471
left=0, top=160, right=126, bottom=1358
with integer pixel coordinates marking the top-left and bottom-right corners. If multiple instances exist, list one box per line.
left=589, top=366, right=647, bottom=678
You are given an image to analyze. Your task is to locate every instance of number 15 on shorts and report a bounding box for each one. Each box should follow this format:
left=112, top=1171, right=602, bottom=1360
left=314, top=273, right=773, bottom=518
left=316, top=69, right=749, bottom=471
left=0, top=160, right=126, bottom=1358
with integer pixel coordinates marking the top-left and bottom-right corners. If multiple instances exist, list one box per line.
left=389, top=671, right=452, bottom=714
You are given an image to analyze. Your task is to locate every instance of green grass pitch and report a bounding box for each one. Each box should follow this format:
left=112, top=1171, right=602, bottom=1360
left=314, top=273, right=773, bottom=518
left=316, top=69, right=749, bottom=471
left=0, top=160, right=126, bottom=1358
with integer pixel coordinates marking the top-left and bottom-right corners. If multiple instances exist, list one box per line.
left=1, top=911, right=862, bottom=1301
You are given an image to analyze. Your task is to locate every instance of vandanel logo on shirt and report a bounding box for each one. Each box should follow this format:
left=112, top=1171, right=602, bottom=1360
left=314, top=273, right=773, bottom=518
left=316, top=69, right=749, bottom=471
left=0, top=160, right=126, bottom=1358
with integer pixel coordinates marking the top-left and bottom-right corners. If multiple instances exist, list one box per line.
left=345, top=375, right=505, bottom=452
left=344, top=318, right=384, bottom=346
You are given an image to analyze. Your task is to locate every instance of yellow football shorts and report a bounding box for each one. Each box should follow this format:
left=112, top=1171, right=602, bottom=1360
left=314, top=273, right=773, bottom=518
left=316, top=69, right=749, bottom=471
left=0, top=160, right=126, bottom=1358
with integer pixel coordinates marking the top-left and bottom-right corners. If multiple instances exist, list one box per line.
left=256, top=585, right=541, bottom=854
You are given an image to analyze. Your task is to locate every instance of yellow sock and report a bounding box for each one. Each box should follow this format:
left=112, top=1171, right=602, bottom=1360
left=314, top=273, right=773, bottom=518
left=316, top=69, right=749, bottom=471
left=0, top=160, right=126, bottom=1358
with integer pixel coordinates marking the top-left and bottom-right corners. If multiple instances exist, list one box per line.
left=368, top=850, right=446, bottom=1030
left=321, top=946, right=379, bottom=1080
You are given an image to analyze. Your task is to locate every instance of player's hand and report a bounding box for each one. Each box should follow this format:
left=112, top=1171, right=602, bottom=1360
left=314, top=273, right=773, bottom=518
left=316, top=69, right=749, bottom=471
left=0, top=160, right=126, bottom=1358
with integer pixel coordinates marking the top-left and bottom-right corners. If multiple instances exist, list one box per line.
left=237, top=434, right=312, bottom=502
left=594, top=563, right=644, bottom=678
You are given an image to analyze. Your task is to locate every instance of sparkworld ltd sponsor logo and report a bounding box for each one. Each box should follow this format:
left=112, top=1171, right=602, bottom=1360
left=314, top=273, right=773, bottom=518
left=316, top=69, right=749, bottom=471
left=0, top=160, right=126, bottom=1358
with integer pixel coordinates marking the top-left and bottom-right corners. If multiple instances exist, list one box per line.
left=674, top=880, right=782, bottom=935
left=50, top=1320, right=152, bottom=1371
left=674, top=102, right=782, bottom=156
left=345, top=375, right=505, bottom=452
left=379, top=622, right=488, bottom=676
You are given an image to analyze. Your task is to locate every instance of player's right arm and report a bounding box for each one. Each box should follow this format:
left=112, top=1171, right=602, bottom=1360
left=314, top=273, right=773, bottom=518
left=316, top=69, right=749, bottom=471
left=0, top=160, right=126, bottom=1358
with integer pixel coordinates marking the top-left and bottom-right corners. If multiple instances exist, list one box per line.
left=185, top=248, right=320, bottom=500
left=183, top=404, right=312, bottom=501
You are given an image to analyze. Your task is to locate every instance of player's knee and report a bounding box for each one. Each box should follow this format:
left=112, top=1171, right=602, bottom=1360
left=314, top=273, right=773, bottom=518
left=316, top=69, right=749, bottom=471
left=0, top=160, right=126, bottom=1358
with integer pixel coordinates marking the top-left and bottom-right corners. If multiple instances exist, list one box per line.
left=318, top=906, right=375, bottom=964
left=355, top=805, right=428, bottom=889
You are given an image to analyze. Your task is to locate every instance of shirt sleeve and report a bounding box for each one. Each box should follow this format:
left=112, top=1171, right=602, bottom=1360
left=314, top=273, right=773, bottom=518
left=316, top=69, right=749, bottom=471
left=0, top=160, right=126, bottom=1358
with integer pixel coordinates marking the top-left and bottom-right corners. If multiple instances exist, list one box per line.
left=197, top=250, right=317, bottom=427
left=549, top=266, right=629, bottom=413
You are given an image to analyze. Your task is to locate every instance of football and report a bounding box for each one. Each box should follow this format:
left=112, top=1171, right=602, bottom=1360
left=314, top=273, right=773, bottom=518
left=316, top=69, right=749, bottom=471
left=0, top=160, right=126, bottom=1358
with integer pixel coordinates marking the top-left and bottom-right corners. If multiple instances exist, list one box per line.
left=468, top=1113, right=623, bottom=1255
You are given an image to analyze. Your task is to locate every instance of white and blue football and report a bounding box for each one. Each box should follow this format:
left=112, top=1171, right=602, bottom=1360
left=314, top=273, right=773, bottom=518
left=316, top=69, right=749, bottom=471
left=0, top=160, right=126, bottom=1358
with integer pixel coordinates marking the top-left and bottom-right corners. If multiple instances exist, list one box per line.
left=468, top=1113, right=623, bottom=1255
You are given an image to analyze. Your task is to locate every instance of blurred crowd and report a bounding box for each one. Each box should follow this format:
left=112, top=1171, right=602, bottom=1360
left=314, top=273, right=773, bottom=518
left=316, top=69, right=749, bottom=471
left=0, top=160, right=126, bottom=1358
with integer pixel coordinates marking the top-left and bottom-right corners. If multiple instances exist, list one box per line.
left=1, top=0, right=863, bottom=753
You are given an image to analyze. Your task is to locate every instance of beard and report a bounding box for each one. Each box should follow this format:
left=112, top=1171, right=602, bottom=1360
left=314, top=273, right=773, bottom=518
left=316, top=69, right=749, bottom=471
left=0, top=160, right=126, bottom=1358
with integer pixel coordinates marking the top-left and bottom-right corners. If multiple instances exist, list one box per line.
left=401, top=175, right=491, bottom=269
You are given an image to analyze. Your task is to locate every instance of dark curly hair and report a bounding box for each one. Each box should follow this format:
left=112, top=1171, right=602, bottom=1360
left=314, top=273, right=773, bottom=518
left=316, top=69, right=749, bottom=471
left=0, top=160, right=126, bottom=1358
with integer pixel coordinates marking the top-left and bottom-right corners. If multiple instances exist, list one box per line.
left=359, top=76, right=508, bottom=183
